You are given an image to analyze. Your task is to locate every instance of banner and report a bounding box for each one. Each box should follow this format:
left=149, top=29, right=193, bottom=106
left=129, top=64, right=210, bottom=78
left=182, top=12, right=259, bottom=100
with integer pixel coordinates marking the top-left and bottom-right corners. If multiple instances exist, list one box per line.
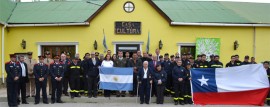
left=196, top=38, right=220, bottom=61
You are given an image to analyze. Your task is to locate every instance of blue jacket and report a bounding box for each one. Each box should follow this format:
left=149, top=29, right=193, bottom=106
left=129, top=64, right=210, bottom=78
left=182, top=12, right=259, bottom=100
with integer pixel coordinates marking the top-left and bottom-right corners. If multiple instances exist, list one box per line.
left=34, top=63, right=49, bottom=80
left=138, top=67, right=153, bottom=87
left=172, top=65, right=186, bottom=83
left=153, top=70, right=167, bottom=85
left=5, top=61, right=21, bottom=83
left=50, top=62, right=65, bottom=80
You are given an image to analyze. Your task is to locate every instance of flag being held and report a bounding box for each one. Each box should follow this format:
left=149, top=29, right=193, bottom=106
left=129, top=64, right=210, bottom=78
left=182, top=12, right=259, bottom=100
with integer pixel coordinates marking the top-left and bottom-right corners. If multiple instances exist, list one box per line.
left=99, top=67, right=133, bottom=91
left=191, top=64, right=270, bottom=106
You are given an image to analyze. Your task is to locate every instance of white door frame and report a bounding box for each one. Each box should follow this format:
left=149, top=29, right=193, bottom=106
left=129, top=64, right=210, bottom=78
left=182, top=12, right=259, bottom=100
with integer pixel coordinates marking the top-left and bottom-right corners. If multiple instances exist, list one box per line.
left=36, top=42, right=79, bottom=56
left=177, top=42, right=196, bottom=56
left=112, top=41, right=144, bottom=54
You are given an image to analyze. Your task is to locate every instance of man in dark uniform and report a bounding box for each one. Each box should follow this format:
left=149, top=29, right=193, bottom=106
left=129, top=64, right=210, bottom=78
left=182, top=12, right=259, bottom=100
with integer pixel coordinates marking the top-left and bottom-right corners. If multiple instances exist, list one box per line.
left=226, top=55, right=237, bottom=67
left=127, top=53, right=142, bottom=97
left=196, top=54, right=209, bottom=68
left=138, top=61, right=153, bottom=104
left=163, top=53, right=173, bottom=96
left=68, top=58, right=82, bottom=98
left=184, top=62, right=193, bottom=104
left=181, top=53, right=188, bottom=68
left=50, top=55, right=65, bottom=104
left=87, top=52, right=101, bottom=98
left=34, top=56, right=49, bottom=104
left=241, top=55, right=250, bottom=65
left=234, top=54, right=242, bottom=66
left=114, top=51, right=128, bottom=97
left=172, top=60, right=186, bottom=105
left=209, top=55, right=223, bottom=68
left=264, top=61, right=270, bottom=105
left=17, top=55, right=29, bottom=104
left=194, top=55, right=201, bottom=67
left=61, top=53, right=71, bottom=96
left=209, top=54, right=215, bottom=64
left=81, top=53, right=90, bottom=96
left=5, top=54, right=21, bottom=107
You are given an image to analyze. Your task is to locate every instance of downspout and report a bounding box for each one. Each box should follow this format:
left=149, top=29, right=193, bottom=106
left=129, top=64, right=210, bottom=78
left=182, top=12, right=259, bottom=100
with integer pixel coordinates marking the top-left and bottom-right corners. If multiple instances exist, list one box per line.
left=2, top=24, right=7, bottom=84
left=253, top=27, right=256, bottom=58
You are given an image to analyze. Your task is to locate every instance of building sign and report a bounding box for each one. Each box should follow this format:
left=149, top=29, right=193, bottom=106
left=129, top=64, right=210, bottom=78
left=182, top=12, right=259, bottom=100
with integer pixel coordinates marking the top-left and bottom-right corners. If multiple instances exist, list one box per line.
left=115, top=22, right=141, bottom=34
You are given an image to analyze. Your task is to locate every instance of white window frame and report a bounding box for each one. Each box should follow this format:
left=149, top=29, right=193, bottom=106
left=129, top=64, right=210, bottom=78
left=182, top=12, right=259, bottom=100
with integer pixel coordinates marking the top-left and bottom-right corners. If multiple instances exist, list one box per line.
left=177, top=43, right=196, bottom=56
left=112, top=41, right=144, bottom=54
left=36, top=42, right=79, bottom=56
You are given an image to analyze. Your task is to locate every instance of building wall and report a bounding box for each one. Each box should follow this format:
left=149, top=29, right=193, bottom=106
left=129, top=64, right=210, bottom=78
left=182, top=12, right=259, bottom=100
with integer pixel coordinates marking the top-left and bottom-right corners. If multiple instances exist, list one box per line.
left=1, top=0, right=270, bottom=77
left=256, top=27, right=270, bottom=62
left=0, top=24, right=2, bottom=81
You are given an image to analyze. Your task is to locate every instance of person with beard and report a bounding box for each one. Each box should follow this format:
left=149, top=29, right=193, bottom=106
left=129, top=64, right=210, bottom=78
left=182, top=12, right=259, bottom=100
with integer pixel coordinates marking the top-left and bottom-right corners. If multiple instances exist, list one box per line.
left=196, top=54, right=209, bottom=68
left=114, top=51, right=128, bottom=97
left=127, top=53, right=142, bottom=97
left=241, top=55, right=251, bottom=65
left=209, top=55, right=223, bottom=68
left=226, top=55, right=238, bottom=67
left=17, top=55, right=29, bottom=104
left=81, top=53, right=90, bottom=96
left=234, top=54, right=242, bottom=66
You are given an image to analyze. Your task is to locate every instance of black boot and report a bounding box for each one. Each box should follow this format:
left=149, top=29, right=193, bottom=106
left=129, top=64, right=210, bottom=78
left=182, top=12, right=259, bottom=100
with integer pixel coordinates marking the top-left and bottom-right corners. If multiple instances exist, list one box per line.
left=179, top=100, right=185, bottom=105
left=184, top=98, right=188, bottom=104
left=189, top=98, right=193, bottom=104
left=267, top=101, right=270, bottom=105
left=174, top=100, right=178, bottom=105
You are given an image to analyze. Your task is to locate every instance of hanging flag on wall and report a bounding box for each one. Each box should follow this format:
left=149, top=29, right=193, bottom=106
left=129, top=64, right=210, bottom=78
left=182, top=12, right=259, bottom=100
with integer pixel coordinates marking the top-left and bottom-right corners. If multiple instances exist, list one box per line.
left=146, top=31, right=150, bottom=53
left=103, top=29, right=108, bottom=53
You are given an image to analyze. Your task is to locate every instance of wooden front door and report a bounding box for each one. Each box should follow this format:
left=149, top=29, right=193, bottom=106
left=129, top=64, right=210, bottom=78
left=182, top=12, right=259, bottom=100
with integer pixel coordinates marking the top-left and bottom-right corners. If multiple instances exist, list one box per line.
left=41, top=45, right=76, bottom=58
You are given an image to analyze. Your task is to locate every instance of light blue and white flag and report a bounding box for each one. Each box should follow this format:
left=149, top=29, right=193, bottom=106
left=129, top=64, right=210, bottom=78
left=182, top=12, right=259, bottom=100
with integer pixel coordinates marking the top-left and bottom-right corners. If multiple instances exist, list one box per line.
left=146, top=31, right=150, bottom=53
left=103, top=29, right=108, bottom=53
left=99, top=67, right=133, bottom=91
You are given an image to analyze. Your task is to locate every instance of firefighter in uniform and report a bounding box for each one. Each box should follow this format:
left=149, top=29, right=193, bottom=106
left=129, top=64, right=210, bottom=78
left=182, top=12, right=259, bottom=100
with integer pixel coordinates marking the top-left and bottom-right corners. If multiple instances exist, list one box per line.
left=153, top=64, right=167, bottom=104
left=44, top=51, right=54, bottom=95
left=196, top=54, right=209, bottom=68
left=163, top=53, right=173, bottom=96
left=209, top=55, right=223, bottom=68
left=50, top=55, right=65, bottom=103
left=81, top=53, right=90, bottom=96
left=5, top=54, right=21, bottom=107
left=184, top=62, right=193, bottom=104
left=34, top=56, right=49, bottom=104
left=264, top=61, right=270, bottom=105
left=172, top=60, right=186, bottom=105
left=68, top=58, right=82, bottom=98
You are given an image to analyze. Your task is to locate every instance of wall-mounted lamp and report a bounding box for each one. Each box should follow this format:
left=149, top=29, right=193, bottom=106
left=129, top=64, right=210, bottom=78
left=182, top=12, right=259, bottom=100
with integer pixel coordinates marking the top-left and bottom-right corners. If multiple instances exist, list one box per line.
left=21, top=39, right=26, bottom=49
left=234, top=40, right=239, bottom=50
left=159, top=40, right=163, bottom=50
left=94, top=40, right=98, bottom=50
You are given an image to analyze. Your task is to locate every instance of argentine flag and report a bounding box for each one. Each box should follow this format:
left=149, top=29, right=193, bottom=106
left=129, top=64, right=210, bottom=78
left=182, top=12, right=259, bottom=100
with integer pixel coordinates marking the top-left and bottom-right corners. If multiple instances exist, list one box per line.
left=99, top=67, right=133, bottom=91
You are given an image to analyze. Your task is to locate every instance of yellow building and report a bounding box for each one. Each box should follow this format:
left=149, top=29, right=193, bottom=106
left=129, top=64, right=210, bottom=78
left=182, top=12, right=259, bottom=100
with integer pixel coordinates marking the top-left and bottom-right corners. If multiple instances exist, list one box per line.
left=1, top=0, right=270, bottom=83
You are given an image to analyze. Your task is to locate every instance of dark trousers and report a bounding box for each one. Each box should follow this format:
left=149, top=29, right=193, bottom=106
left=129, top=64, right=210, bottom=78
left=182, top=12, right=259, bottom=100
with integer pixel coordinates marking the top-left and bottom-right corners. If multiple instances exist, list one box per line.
left=184, top=82, right=192, bottom=99
left=70, top=77, right=80, bottom=96
left=84, top=77, right=88, bottom=94
left=63, top=76, right=69, bottom=94
left=87, top=76, right=98, bottom=97
left=156, top=85, right=165, bottom=104
left=35, top=79, right=48, bottom=103
left=7, top=82, right=18, bottom=107
left=151, top=82, right=157, bottom=97
left=166, top=73, right=173, bottom=95
left=139, top=79, right=150, bottom=103
left=173, top=81, right=185, bottom=101
left=129, top=73, right=138, bottom=96
left=79, top=77, right=84, bottom=94
left=51, top=80, right=62, bottom=102
left=104, top=90, right=111, bottom=97
left=18, top=77, right=27, bottom=103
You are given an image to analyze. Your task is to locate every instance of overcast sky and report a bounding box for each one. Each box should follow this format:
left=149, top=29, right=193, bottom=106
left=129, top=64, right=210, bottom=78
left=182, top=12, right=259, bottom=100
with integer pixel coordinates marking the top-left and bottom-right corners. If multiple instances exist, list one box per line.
left=20, top=0, right=270, bottom=3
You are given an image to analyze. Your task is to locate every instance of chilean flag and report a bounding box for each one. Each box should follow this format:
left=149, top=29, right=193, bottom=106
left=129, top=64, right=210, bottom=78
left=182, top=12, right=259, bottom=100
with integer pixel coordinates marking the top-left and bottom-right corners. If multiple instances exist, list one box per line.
left=191, top=64, right=269, bottom=106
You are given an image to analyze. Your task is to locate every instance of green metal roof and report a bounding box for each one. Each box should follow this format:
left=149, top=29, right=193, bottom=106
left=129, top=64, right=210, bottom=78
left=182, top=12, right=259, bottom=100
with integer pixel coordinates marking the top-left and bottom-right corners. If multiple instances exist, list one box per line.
left=0, top=0, right=16, bottom=23
left=151, top=0, right=270, bottom=24
left=7, top=0, right=107, bottom=24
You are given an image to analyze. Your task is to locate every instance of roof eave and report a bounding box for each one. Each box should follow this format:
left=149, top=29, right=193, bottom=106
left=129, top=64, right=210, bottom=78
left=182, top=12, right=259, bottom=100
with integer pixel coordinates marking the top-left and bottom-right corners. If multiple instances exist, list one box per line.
left=147, top=0, right=172, bottom=23
left=171, top=22, right=270, bottom=27
left=7, top=22, right=89, bottom=27
left=86, top=0, right=112, bottom=22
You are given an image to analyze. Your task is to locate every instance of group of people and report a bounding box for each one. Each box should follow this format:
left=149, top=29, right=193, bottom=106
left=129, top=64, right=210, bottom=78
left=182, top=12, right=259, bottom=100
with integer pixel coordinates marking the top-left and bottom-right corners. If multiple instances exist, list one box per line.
left=5, top=49, right=270, bottom=107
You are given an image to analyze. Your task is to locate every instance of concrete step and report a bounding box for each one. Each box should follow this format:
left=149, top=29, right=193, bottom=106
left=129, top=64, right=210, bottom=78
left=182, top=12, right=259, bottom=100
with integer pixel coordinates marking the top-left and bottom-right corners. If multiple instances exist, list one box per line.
left=0, top=96, right=179, bottom=104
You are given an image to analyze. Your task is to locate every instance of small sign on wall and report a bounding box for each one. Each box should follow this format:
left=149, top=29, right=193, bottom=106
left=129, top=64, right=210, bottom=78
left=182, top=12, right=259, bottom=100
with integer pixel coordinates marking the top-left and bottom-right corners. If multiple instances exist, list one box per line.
left=115, top=21, right=141, bottom=34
